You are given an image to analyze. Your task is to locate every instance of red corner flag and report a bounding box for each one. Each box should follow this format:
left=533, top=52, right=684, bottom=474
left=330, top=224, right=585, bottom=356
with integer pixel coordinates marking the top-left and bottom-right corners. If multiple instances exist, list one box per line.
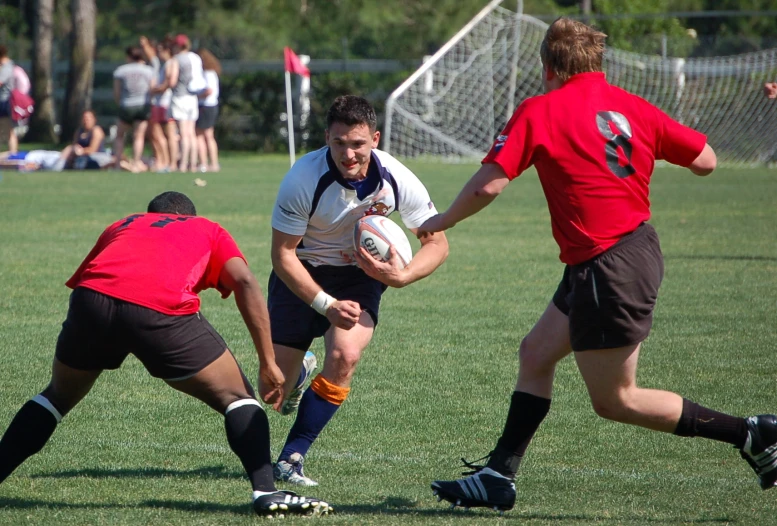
left=284, top=47, right=310, bottom=77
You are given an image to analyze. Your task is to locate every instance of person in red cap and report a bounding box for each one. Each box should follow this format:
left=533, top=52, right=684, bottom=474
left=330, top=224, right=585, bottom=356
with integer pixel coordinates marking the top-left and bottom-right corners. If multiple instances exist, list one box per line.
left=167, top=34, right=205, bottom=172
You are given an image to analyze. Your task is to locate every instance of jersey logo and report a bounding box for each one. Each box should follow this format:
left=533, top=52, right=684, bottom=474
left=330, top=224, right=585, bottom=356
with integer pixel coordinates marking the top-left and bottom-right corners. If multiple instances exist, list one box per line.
left=494, top=134, right=508, bottom=152
left=596, top=111, right=636, bottom=178
left=364, top=201, right=391, bottom=217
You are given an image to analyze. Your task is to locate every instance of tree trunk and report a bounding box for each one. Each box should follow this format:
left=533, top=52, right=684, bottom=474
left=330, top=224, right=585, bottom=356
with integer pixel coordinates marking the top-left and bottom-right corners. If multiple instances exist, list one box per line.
left=61, top=0, right=96, bottom=142
left=580, top=0, right=592, bottom=23
left=26, top=0, right=57, bottom=143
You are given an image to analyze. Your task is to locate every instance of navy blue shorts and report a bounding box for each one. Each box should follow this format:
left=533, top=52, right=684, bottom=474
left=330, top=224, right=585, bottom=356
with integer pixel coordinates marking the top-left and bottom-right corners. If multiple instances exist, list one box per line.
left=268, top=262, right=387, bottom=351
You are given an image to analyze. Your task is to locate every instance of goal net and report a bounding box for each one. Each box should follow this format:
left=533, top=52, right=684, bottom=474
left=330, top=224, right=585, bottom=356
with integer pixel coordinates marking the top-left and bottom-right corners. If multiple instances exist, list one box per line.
left=384, top=0, right=777, bottom=166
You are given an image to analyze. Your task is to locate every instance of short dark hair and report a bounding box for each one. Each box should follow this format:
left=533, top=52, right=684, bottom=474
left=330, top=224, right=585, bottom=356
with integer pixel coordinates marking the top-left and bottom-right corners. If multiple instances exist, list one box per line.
left=326, top=95, right=377, bottom=132
left=126, top=46, right=145, bottom=62
left=147, top=191, right=197, bottom=216
left=0, top=45, right=7, bottom=59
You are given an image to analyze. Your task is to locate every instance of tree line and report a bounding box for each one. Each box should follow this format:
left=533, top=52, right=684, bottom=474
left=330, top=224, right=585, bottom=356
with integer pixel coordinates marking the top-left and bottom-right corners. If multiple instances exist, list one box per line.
left=3, top=0, right=777, bottom=145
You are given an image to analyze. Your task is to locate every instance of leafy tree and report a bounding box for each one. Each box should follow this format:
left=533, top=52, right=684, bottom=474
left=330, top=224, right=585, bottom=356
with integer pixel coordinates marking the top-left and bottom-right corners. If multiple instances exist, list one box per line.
left=591, top=0, right=695, bottom=56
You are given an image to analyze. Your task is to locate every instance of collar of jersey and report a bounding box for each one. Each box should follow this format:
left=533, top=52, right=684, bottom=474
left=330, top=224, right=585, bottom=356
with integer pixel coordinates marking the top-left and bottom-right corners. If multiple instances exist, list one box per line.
left=564, top=71, right=606, bottom=85
left=325, top=148, right=383, bottom=200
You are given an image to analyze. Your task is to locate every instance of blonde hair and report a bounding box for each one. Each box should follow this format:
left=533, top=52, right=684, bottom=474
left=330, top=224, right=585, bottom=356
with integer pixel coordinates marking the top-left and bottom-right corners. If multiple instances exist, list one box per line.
left=540, top=17, right=606, bottom=82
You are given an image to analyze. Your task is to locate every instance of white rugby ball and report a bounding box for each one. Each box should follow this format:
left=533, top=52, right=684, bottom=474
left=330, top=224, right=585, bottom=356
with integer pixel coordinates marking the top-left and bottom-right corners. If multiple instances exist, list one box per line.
left=354, top=215, right=413, bottom=267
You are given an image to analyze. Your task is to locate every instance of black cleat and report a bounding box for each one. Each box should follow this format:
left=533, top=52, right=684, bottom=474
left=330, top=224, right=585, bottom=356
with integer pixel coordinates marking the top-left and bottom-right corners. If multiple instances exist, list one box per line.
left=431, top=466, right=516, bottom=512
left=740, top=415, right=777, bottom=490
left=252, top=490, right=332, bottom=517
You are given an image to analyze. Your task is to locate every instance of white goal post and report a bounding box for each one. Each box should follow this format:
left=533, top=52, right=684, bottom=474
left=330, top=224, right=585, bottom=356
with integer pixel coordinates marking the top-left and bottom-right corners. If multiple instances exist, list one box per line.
left=384, top=1, right=777, bottom=166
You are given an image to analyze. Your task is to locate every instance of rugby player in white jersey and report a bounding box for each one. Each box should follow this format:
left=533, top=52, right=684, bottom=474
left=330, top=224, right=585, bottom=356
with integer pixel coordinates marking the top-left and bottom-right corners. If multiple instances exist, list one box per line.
left=268, top=95, right=449, bottom=486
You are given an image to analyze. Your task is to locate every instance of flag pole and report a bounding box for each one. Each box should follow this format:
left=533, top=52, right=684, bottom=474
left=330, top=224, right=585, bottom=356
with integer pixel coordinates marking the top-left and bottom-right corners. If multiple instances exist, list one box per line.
left=285, top=70, right=296, bottom=167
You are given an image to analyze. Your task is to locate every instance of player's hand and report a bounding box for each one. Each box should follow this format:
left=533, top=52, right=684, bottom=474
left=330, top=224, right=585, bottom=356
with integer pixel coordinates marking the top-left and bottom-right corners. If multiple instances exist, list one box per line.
left=355, top=245, right=408, bottom=288
left=139, top=36, right=149, bottom=46
left=326, top=299, right=362, bottom=330
left=417, top=213, right=452, bottom=237
left=258, top=362, right=285, bottom=412
left=73, top=145, right=85, bottom=156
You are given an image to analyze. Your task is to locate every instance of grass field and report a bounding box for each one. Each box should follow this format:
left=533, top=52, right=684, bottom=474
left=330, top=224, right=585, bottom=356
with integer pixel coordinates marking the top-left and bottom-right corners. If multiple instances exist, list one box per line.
left=0, top=157, right=775, bottom=525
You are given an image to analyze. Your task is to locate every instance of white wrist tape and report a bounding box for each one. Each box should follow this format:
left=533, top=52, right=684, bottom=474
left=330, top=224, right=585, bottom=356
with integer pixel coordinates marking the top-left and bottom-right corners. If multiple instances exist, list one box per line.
left=310, top=291, right=336, bottom=316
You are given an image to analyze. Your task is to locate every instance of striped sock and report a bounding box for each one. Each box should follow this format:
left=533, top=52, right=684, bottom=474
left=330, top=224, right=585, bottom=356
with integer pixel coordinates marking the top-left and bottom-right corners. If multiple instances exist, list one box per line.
left=0, top=395, right=62, bottom=483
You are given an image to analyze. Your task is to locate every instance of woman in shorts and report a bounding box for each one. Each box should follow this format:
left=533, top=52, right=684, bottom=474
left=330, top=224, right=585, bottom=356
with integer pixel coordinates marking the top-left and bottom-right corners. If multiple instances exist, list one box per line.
left=149, top=39, right=177, bottom=172
left=195, top=49, right=221, bottom=173
left=113, top=46, right=154, bottom=172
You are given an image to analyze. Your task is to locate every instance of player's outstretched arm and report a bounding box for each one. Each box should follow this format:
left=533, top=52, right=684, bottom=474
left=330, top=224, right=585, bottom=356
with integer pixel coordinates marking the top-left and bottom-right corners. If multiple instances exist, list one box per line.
left=418, top=163, right=510, bottom=234
left=219, top=257, right=284, bottom=410
left=688, top=143, right=716, bottom=176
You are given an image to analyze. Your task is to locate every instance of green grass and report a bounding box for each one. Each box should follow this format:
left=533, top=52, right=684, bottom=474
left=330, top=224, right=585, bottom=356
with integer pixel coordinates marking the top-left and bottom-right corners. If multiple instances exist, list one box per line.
left=0, top=158, right=776, bottom=525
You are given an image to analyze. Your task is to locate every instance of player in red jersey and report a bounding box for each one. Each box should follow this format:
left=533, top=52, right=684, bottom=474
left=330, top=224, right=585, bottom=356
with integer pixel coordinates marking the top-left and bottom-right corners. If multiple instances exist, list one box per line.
left=420, top=18, right=777, bottom=513
left=0, top=191, right=330, bottom=517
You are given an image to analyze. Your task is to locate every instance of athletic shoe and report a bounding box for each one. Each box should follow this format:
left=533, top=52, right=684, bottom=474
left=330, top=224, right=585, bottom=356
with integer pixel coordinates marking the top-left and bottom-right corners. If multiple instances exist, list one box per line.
left=274, top=452, right=319, bottom=487
left=280, top=351, right=317, bottom=416
left=431, top=466, right=516, bottom=512
left=253, top=490, right=331, bottom=518
left=740, top=414, right=777, bottom=490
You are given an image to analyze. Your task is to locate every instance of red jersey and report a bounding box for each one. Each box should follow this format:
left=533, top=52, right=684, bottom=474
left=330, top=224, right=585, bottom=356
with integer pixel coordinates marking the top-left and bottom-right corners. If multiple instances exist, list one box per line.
left=66, top=213, right=245, bottom=315
left=483, top=72, right=706, bottom=265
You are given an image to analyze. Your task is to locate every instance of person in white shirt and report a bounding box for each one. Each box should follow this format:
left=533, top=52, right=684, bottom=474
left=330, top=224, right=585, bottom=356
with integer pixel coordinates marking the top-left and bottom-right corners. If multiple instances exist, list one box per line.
left=267, top=95, right=449, bottom=487
left=195, top=48, right=221, bottom=172
left=147, top=37, right=179, bottom=172
left=167, top=34, right=204, bottom=172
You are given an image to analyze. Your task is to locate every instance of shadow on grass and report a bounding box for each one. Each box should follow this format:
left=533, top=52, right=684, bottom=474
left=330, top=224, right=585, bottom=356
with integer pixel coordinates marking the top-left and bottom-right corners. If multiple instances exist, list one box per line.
left=0, top=495, right=735, bottom=523
left=667, top=254, right=777, bottom=262
left=29, top=465, right=245, bottom=480
left=0, top=496, right=248, bottom=515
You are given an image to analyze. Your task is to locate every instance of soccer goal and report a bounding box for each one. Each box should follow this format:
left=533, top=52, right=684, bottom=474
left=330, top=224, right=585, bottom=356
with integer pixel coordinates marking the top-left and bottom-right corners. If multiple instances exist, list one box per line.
left=384, top=0, right=777, bottom=166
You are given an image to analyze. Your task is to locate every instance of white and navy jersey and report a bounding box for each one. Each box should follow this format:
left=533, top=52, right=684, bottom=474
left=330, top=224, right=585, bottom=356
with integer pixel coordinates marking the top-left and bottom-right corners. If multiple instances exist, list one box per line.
left=272, top=147, right=438, bottom=267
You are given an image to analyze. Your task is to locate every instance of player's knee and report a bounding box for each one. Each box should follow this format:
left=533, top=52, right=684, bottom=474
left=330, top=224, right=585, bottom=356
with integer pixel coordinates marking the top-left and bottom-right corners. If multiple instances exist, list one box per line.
left=327, top=347, right=362, bottom=375
left=518, top=337, right=553, bottom=374
left=589, top=394, right=631, bottom=423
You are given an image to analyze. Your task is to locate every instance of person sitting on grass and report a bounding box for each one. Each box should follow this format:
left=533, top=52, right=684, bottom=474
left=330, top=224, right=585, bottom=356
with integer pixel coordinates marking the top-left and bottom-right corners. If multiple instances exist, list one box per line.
left=60, top=110, right=106, bottom=169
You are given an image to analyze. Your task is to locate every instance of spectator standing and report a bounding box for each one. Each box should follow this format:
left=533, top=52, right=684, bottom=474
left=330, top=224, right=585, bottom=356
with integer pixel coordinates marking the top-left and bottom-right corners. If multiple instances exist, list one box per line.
left=8, top=63, right=31, bottom=154
left=169, top=34, right=203, bottom=172
left=195, top=48, right=221, bottom=173
left=113, top=46, right=155, bottom=172
left=148, top=38, right=179, bottom=172
left=0, top=46, right=16, bottom=153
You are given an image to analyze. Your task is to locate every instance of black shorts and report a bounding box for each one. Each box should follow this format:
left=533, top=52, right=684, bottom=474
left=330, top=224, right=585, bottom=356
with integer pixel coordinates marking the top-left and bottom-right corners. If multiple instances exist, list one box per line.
left=196, top=105, right=219, bottom=130
left=268, top=262, right=387, bottom=351
left=55, top=287, right=228, bottom=380
left=118, top=104, right=151, bottom=124
left=552, top=223, right=664, bottom=352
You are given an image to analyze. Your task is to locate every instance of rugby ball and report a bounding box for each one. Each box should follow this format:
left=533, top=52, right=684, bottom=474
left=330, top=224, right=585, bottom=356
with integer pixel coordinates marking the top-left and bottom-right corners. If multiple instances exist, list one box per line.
left=354, top=215, right=413, bottom=267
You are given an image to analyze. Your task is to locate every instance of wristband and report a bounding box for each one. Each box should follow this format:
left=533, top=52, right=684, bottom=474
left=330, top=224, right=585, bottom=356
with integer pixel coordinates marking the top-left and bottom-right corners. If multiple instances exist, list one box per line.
left=310, top=291, right=336, bottom=316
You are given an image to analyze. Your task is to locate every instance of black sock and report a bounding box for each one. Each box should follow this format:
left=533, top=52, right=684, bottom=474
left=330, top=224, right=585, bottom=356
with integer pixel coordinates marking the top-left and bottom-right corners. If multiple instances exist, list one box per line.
left=0, top=397, right=61, bottom=484
left=224, top=400, right=275, bottom=492
left=486, top=391, right=551, bottom=479
left=674, top=398, right=748, bottom=448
